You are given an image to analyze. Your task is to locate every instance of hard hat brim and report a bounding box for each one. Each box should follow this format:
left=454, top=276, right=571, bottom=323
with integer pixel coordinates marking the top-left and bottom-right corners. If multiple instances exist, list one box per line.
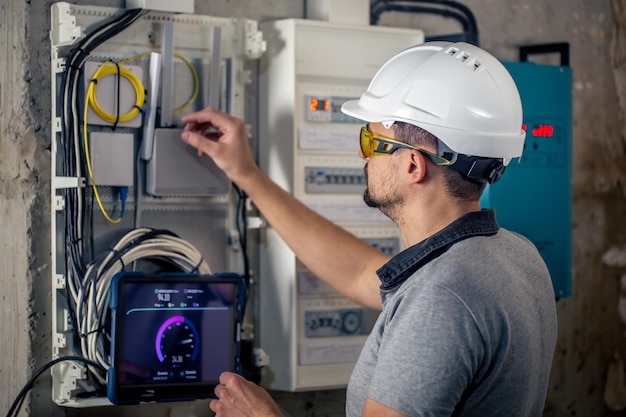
left=341, top=99, right=389, bottom=123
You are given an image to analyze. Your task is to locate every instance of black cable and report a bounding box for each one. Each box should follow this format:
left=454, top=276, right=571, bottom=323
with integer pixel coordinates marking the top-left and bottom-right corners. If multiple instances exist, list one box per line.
left=93, top=229, right=180, bottom=280
left=371, top=0, right=477, bottom=28
left=372, top=3, right=471, bottom=31
left=58, top=7, right=148, bottom=348
left=60, top=8, right=146, bottom=151
left=5, top=356, right=106, bottom=417
left=88, top=188, right=95, bottom=261
left=370, top=0, right=479, bottom=46
left=232, top=183, right=251, bottom=311
left=113, top=61, right=121, bottom=130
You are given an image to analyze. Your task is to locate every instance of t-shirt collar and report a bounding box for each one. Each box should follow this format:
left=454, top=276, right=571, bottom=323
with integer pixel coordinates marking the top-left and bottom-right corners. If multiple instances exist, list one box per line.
left=377, top=209, right=500, bottom=291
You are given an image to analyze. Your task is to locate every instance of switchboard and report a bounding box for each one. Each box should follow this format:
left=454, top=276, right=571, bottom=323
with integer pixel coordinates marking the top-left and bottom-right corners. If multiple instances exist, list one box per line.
left=50, top=2, right=264, bottom=406
left=258, top=18, right=424, bottom=391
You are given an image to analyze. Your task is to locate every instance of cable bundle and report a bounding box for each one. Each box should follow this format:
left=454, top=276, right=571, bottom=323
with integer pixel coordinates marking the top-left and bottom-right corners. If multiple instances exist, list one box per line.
left=56, top=8, right=149, bottom=387
left=59, top=7, right=149, bottom=327
left=70, top=227, right=212, bottom=384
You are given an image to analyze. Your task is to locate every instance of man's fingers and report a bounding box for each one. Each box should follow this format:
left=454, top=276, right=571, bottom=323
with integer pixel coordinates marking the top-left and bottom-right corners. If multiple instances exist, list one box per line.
left=182, top=107, right=236, bottom=133
left=219, top=371, right=242, bottom=385
left=181, top=131, right=213, bottom=155
left=183, top=121, right=210, bottom=133
left=180, top=106, right=217, bottom=124
left=209, top=398, right=224, bottom=414
left=210, top=372, right=282, bottom=417
left=214, top=384, right=228, bottom=400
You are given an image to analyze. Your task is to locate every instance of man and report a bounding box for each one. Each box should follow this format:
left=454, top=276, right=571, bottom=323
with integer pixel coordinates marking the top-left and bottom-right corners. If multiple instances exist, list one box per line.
left=180, top=41, right=558, bottom=417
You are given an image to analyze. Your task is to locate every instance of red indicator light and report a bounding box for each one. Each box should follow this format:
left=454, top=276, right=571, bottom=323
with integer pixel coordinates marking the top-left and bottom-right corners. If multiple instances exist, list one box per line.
left=522, top=124, right=527, bottom=132
left=532, top=124, right=554, bottom=137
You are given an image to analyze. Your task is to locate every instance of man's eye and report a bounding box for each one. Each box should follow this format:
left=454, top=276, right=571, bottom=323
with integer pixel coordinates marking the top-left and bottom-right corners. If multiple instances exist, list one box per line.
left=380, top=142, right=394, bottom=152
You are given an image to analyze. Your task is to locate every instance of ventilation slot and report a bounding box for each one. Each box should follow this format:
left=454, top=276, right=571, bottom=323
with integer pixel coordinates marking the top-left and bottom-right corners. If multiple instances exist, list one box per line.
left=445, top=47, right=459, bottom=56
left=458, top=51, right=471, bottom=62
left=470, top=58, right=483, bottom=71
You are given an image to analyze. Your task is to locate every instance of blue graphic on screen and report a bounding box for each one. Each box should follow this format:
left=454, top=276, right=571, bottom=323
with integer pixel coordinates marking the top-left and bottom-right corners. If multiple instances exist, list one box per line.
left=118, top=282, right=235, bottom=385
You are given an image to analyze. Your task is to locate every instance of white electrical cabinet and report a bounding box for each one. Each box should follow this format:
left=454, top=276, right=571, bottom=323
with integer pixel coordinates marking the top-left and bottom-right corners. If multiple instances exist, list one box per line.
left=50, top=2, right=264, bottom=406
left=258, top=19, right=424, bottom=391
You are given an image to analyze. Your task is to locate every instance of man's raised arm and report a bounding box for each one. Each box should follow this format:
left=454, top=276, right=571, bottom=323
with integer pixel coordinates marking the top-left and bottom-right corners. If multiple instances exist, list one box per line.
left=181, top=107, right=388, bottom=310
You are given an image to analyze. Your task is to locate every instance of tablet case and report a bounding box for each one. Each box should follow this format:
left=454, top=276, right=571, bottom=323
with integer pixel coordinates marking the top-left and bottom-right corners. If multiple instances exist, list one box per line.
left=107, top=271, right=244, bottom=405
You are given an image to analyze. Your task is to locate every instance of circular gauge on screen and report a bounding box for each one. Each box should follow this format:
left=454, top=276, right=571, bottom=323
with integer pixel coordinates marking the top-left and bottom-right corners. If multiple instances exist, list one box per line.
left=155, top=315, right=200, bottom=364
left=341, top=311, right=362, bottom=335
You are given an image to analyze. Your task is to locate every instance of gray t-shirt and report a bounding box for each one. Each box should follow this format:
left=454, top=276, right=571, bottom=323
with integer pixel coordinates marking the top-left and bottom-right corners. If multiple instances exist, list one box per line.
left=346, top=210, right=557, bottom=417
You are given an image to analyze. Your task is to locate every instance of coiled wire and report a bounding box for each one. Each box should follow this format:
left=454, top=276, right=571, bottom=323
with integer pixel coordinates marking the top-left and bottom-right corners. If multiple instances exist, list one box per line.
left=86, top=62, right=145, bottom=124
left=71, top=228, right=212, bottom=384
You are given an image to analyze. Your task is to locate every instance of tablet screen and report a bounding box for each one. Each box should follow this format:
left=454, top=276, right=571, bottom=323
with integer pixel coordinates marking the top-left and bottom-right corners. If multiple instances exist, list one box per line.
left=108, top=273, right=243, bottom=404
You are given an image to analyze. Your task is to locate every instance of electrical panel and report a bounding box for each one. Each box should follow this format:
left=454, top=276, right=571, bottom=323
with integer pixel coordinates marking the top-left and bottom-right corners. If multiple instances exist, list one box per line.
left=258, top=18, right=424, bottom=391
left=50, top=2, right=264, bottom=406
left=482, top=62, right=573, bottom=298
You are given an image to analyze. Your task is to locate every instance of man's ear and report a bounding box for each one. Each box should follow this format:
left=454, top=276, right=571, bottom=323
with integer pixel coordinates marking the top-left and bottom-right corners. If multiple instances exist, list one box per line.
left=405, top=149, right=429, bottom=184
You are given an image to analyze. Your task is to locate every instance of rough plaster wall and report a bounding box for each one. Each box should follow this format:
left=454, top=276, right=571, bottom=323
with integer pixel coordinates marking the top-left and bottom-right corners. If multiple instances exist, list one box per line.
left=2, top=0, right=625, bottom=416
left=0, top=0, right=49, bottom=415
left=602, top=3, right=626, bottom=413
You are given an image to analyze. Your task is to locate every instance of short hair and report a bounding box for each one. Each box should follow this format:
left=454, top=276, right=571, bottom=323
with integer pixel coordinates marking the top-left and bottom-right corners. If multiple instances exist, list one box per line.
left=393, top=122, right=486, bottom=201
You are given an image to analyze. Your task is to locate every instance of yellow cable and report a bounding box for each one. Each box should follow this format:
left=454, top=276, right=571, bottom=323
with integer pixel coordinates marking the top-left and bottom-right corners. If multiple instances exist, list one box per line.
left=81, top=53, right=200, bottom=224
left=171, top=53, right=200, bottom=114
left=119, top=52, right=200, bottom=114
left=118, top=51, right=151, bottom=64
left=87, top=62, right=145, bottom=124
left=83, top=92, right=122, bottom=225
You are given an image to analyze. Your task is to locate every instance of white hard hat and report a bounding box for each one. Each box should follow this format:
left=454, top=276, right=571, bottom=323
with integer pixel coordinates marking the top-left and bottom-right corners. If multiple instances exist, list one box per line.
left=341, top=41, right=525, bottom=165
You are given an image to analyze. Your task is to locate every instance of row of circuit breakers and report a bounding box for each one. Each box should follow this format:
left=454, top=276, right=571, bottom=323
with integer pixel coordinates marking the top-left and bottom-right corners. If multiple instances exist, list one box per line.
left=49, top=2, right=571, bottom=406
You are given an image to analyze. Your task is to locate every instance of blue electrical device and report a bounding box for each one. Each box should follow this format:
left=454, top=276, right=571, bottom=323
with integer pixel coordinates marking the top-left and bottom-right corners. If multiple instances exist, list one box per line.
left=481, top=60, right=572, bottom=298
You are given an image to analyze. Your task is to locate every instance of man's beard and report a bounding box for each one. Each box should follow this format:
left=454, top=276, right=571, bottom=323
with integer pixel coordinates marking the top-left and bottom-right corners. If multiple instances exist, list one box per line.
left=363, top=163, right=403, bottom=221
left=362, top=188, right=377, bottom=208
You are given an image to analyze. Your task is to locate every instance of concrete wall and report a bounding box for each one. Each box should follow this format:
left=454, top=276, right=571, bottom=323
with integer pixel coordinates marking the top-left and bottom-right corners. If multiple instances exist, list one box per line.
left=1, top=0, right=625, bottom=416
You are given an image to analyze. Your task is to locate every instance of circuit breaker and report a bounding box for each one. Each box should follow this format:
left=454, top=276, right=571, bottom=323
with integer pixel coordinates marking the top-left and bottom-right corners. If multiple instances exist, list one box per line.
left=258, top=18, right=424, bottom=391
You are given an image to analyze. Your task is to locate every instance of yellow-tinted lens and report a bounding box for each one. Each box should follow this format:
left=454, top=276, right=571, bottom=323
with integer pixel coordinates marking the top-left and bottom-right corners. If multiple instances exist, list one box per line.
left=360, top=126, right=374, bottom=158
left=359, top=125, right=451, bottom=164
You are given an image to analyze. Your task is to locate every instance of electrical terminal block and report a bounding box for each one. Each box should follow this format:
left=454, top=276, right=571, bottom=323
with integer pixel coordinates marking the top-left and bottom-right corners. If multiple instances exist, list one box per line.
left=51, top=2, right=84, bottom=47
left=55, top=361, right=87, bottom=402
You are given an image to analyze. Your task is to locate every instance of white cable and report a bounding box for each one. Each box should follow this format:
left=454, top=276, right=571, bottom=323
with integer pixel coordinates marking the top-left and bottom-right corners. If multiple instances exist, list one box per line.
left=72, top=228, right=213, bottom=384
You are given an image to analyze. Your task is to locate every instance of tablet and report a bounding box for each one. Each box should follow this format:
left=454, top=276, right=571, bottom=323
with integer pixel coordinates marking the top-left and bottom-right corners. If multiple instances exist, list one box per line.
left=107, top=272, right=244, bottom=405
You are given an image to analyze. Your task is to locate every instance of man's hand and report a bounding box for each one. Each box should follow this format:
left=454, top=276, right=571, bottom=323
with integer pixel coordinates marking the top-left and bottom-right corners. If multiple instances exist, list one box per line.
left=210, top=372, right=283, bottom=417
left=181, top=107, right=260, bottom=185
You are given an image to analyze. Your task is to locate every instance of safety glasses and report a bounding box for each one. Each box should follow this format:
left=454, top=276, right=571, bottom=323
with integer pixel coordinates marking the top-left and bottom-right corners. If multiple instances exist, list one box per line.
left=360, top=125, right=451, bottom=165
